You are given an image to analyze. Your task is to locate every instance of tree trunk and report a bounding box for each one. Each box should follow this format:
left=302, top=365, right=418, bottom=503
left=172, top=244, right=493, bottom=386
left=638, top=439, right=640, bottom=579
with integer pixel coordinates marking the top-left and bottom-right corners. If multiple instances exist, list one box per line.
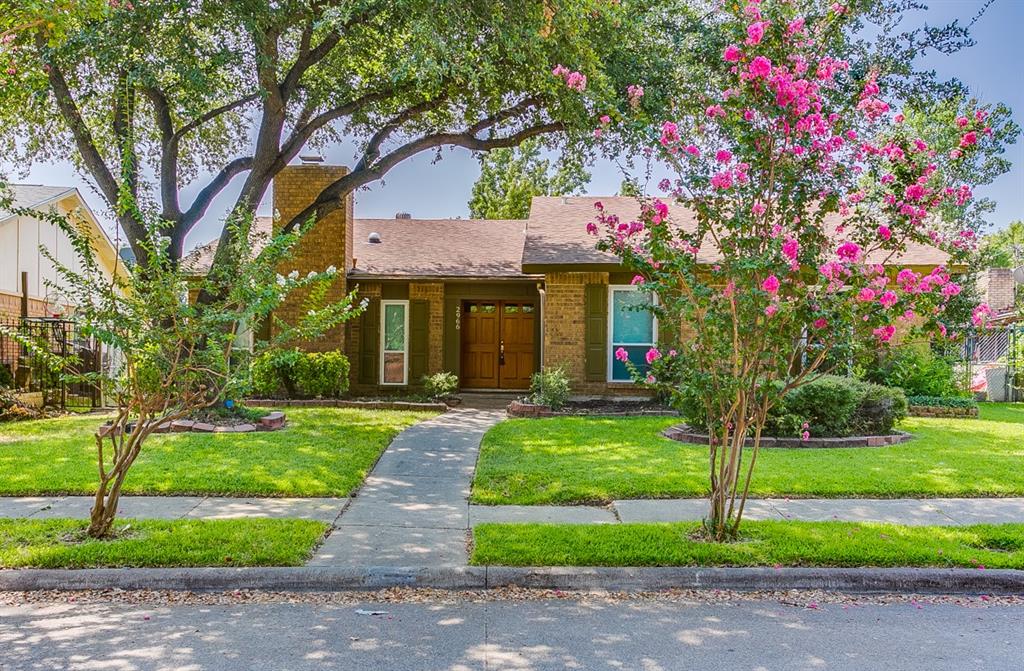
left=87, top=425, right=145, bottom=538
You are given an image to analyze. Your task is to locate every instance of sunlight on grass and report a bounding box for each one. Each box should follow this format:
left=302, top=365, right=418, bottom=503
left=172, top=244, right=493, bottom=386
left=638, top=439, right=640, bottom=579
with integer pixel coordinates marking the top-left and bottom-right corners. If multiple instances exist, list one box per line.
left=0, top=518, right=329, bottom=568
left=0, top=408, right=437, bottom=496
left=471, top=403, right=1024, bottom=504
left=471, top=520, right=1024, bottom=568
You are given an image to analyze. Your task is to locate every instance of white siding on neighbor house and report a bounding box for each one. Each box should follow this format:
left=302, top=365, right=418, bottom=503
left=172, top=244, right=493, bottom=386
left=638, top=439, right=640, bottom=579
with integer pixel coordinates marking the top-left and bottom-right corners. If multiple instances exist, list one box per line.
left=0, top=208, right=112, bottom=305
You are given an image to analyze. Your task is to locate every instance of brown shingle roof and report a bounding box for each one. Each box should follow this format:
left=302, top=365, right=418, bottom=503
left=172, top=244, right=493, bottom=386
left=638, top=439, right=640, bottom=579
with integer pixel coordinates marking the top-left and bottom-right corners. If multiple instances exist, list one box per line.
left=181, top=216, right=275, bottom=275
left=523, top=195, right=952, bottom=270
left=351, top=218, right=532, bottom=279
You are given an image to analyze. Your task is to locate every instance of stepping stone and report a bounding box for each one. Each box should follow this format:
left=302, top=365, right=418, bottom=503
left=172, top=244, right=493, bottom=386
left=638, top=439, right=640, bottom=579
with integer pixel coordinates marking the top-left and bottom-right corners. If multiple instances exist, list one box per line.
left=259, top=412, right=286, bottom=430
left=170, top=419, right=194, bottom=432
left=191, top=422, right=216, bottom=433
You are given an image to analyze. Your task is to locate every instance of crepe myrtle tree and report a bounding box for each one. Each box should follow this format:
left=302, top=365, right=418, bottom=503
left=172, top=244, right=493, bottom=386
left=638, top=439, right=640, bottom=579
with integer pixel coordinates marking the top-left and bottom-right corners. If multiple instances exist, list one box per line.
left=589, top=0, right=996, bottom=540
left=0, top=0, right=686, bottom=280
left=0, top=185, right=361, bottom=538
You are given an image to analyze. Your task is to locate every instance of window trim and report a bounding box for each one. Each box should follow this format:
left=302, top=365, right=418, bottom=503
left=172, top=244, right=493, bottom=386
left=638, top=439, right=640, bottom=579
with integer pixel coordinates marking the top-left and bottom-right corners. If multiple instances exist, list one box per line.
left=606, top=285, right=658, bottom=383
left=380, top=299, right=409, bottom=386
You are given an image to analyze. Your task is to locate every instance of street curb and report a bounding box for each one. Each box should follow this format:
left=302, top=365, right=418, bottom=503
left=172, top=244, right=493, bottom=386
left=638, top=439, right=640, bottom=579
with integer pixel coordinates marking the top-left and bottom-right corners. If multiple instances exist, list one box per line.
left=1, top=566, right=1021, bottom=595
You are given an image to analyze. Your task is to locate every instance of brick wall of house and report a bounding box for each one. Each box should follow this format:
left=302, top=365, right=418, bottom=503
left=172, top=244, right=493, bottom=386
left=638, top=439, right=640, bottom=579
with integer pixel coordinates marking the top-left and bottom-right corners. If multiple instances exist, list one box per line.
left=978, top=268, right=1016, bottom=313
left=410, top=282, right=445, bottom=375
left=272, top=163, right=352, bottom=353
left=347, top=282, right=381, bottom=391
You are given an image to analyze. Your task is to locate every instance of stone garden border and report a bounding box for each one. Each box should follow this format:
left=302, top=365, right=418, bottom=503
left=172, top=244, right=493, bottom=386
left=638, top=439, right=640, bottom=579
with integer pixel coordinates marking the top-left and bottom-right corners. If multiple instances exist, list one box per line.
left=507, top=400, right=678, bottom=418
left=247, top=398, right=448, bottom=412
left=98, top=411, right=287, bottom=437
left=908, top=405, right=979, bottom=418
left=662, top=424, right=913, bottom=448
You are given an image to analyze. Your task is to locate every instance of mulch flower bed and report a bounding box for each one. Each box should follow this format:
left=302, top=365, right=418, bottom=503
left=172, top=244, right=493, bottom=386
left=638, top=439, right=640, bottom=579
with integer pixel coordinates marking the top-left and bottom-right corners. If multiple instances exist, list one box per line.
left=662, top=424, right=914, bottom=449
left=98, top=411, right=287, bottom=437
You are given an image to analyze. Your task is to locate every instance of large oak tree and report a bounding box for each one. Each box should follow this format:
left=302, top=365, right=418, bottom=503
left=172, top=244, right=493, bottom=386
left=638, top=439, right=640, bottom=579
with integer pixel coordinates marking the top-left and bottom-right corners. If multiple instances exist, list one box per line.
left=0, top=0, right=686, bottom=273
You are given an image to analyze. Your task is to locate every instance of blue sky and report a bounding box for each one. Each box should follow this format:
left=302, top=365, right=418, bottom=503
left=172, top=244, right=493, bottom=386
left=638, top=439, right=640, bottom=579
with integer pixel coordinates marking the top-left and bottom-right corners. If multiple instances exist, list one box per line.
left=12, top=0, right=1024, bottom=252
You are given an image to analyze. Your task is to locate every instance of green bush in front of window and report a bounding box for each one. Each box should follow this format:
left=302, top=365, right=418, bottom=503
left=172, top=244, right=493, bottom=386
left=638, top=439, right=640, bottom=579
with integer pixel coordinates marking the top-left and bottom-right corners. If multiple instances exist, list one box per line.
left=249, top=349, right=350, bottom=399
left=423, top=371, right=459, bottom=399
left=529, top=367, right=571, bottom=410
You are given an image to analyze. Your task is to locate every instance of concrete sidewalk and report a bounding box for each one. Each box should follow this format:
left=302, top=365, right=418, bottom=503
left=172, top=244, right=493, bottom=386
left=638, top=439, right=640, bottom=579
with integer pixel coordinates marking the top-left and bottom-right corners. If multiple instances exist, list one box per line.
left=3, top=495, right=1021, bottom=527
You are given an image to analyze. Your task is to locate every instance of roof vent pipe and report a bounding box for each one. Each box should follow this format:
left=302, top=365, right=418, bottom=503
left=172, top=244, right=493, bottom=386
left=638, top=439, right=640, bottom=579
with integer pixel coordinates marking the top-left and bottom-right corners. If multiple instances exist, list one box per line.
left=368, top=232, right=382, bottom=244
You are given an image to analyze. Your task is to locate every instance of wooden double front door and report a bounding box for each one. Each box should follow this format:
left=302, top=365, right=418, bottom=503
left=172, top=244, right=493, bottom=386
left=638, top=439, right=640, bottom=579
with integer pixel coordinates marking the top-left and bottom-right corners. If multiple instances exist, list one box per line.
left=460, top=300, right=536, bottom=389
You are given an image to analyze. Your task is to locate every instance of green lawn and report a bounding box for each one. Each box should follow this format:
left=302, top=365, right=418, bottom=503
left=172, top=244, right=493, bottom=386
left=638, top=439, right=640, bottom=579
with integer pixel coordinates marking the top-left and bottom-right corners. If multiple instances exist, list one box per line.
left=472, top=403, right=1024, bottom=504
left=471, top=520, right=1024, bottom=568
left=0, top=518, right=328, bottom=568
left=0, top=407, right=436, bottom=497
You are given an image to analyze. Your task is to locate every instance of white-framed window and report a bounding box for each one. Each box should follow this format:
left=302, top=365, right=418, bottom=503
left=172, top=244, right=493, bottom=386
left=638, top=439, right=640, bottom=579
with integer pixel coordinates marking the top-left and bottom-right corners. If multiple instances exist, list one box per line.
left=607, top=285, right=657, bottom=383
left=380, top=300, right=409, bottom=385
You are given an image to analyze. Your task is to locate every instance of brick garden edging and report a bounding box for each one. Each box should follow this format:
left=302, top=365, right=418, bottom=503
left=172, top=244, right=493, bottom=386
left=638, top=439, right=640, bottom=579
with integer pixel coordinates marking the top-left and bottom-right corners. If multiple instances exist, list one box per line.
left=908, top=405, right=979, bottom=418
left=662, top=424, right=914, bottom=448
left=507, top=400, right=678, bottom=418
left=247, top=399, right=448, bottom=412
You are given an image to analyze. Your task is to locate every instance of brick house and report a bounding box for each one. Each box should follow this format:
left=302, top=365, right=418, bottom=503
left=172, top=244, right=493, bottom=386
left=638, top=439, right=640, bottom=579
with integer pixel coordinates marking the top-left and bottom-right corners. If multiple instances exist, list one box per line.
left=184, top=161, right=966, bottom=397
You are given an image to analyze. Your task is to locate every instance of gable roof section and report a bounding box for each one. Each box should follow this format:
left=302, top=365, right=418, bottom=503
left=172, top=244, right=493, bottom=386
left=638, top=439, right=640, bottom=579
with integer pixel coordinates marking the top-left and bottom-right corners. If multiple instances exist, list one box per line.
left=0, top=185, right=77, bottom=222
left=351, top=218, right=532, bottom=279
left=523, top=195, right=953, bottom=272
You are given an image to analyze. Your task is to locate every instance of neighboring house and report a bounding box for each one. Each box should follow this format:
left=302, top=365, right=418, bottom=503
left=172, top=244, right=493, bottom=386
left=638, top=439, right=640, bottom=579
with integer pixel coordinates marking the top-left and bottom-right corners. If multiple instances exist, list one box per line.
left=0, top=184, right=122, bottom=320
left=183, top=161, right=968, bottom=397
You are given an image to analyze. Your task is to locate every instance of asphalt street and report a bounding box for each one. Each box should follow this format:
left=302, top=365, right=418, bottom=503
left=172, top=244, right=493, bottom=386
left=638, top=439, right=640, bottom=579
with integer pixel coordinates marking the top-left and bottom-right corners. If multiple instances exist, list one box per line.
left=1, top=594, right=1020, bottom=670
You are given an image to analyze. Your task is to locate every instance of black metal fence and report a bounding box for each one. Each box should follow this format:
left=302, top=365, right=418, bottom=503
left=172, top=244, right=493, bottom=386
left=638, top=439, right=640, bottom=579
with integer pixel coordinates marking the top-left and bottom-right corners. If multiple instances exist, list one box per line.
left=960, top=324, right=1022, bottom=402
left=0, top=317, right=102, bottom=410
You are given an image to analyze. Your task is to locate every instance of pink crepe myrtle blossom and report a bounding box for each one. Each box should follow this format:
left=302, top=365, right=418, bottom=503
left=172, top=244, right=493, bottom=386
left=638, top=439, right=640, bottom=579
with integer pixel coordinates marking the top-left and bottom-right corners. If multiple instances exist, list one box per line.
left=941, top=282, right=962, bottom=297
left=627, top=84, right=644, bottom=108
left=786, top=17, right=805, bottom=36
left=746, top=21, right=769, bottom=45
left=812, top=318, right=828, bottom=329
left=857, top=288, right=876, bottom=302
left=631, top=274, right=645, bottom=285
left=668, top=349, right=678, bottom=357
left=764, top=304, right=778, bottom=317
left=956, top=116, right=969, bottom=128
left=615, top=347, right=630, bottom=363
left=781, top=237, right=799, bottom=261
left=586, top=222, right=598, bottom=235
left=715, top=149, right=733, bottom=163
left=593, top=128, right=603, bottom=138
left=723, top=44, right=743, bottom=62
left=706, top=104, right=726, bottom=118
left=565, top=71, right=587, bottom=92
left=877, top=225, right=892, bottom=240
left=710, top=171, right=734, bottom=190
left=836, top=241, right=861, bottom=262
left=872, top=324, right=896, bottom=343
left=684, top=144, right=700, bottom=156
left=747, top=56, right=772, bottom=79
left=660, top=121, right=680, bottom=146
left=879, top=291, right=898, bottom=308
left=599, top=114, right=611, bottom=125
left=645, top=347, right=662, bottom=364
left=960, top=131, right=977, bottom=147
left=751, top=202, right=766, bottom=216
left=761, top=275, right=780, bottom=294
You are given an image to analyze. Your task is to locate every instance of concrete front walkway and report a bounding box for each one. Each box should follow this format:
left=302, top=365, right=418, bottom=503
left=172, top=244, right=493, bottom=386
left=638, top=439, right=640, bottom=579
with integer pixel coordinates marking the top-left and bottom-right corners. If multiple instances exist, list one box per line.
left=309, top=409, right=504, bottom=567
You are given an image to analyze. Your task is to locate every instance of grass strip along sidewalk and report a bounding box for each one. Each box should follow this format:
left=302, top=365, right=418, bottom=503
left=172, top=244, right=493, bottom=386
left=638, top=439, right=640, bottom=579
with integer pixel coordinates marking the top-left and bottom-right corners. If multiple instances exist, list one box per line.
left=0, top=408, right=436, bottom=497
left=471, top=521, right=1024, bottom=569
left=472, top=404, right=1024, bottom=504
left=0, top=518, right=328, bottom=568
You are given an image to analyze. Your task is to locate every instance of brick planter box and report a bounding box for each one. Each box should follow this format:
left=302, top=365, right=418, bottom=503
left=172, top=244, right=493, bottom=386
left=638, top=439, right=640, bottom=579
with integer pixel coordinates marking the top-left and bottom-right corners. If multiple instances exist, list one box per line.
left=246, top=398, right=447, bottom=412
left=908, top=405, right=979, bottom=418
left=507, top=400, right=679, bottom=418
left=662, top=424, right=914, bottom=448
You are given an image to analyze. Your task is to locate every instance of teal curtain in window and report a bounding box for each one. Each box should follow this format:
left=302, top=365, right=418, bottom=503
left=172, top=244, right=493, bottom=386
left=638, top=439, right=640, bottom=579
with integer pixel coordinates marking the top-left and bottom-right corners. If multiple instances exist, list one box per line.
left=610, top=289, right=655, bottom=381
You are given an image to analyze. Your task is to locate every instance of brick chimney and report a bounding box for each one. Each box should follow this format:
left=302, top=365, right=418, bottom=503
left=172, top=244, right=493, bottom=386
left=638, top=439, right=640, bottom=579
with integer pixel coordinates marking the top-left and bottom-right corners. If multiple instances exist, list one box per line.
left=977, top=268, right=1016, bottom=314
left=271, top=159, right=353, bottom=351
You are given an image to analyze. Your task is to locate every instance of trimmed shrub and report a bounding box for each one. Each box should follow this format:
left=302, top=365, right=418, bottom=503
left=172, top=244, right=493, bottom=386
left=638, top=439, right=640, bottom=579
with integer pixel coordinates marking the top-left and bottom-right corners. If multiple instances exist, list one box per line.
left=684, top=375, right=907, bottom=438
left=906, top=395, right=978, bottom=409
left=529, top=367, right=571, bottom=410
left=852, top=383, right=908, bottom=435
left=250, top=349, right=349, bottom=399
left=293, top=351, right=350, bottom=398
left=423, top=371, right=459, bottom=399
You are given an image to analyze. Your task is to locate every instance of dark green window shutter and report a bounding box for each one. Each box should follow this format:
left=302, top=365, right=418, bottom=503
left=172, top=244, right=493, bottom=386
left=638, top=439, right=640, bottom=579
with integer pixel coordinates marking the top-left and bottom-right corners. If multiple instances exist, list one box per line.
left=358, top=298, right=380, bottom=385
left=584, top=284, right=608, bottom=381
left=409, top=299, right=429, bottom=383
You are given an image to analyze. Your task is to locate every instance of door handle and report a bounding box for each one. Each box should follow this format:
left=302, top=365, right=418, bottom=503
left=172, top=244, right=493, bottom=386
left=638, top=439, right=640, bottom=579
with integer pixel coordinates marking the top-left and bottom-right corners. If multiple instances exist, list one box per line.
left=499, top=339, right=505, bottom=365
